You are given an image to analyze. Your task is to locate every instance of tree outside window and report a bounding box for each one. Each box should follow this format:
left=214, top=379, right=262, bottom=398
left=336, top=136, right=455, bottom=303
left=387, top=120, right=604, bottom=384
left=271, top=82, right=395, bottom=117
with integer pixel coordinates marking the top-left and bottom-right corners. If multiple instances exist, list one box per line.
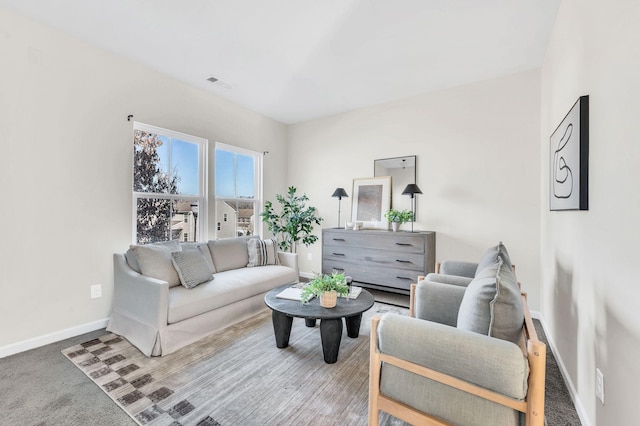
left=133, top=123, right=207, bottom=244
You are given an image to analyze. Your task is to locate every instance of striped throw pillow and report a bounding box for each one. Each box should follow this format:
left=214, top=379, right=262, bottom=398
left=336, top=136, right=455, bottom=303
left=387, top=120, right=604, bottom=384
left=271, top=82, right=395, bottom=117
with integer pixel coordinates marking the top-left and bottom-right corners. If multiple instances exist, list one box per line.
left=247, top=238, right=279, bottom=267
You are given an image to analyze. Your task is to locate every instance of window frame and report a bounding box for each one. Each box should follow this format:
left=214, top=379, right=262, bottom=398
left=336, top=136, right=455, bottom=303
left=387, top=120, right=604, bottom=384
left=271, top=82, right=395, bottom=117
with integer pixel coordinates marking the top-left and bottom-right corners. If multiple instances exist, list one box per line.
left=214, top=142, right=263, bottom=239
left=132, top=122, right=208, bottom=244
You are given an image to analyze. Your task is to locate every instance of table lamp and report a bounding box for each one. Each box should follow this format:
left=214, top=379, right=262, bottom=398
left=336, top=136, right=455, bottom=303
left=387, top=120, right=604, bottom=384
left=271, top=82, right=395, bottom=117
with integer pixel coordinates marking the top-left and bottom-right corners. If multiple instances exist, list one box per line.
left=331, top=188, right=348, bottom=229
left=401, top=183, right=422, bottom=232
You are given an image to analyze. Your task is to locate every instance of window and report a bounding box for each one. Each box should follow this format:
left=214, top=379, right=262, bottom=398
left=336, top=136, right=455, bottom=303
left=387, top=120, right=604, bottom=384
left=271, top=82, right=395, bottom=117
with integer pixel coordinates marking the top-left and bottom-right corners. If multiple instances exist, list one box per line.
left=133, top=122, right=207, bottom=244
left=214, top=143, right=262, bottom=239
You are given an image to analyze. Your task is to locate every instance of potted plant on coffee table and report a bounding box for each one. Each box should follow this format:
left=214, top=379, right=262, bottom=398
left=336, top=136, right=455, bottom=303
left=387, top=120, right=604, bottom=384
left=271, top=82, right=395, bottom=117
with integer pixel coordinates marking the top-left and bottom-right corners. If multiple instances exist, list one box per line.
left=300, top=271, right=350, bottom=308
left=384, top=209, right=414, bottom=231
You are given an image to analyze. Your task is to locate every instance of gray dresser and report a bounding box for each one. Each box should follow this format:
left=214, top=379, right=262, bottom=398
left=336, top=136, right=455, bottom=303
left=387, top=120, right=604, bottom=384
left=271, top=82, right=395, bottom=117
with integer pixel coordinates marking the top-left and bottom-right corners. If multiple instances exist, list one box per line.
left=321, top=228, right=436, bottom=295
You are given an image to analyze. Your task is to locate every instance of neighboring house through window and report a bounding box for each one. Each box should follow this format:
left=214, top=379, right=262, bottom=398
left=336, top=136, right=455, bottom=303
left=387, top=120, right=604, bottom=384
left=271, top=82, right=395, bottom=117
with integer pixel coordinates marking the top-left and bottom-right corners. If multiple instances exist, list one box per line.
left=215, top=142, right=262, bottom=239
left=132, top=122, right=207, bottom=244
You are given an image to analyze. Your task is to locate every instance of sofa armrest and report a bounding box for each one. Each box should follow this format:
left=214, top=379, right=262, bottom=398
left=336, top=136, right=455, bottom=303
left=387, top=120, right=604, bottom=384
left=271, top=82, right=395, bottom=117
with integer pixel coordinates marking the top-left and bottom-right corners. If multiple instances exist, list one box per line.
left=377, top=313, right=528, bottom=400
left=424, top=273, right=473, bottom=288
left=277, top=251, right=299, bottom=276
left=439, top=260, right=478, bottom=278
left=112, top=253, right=169, bottom=330
left=412, top=280, right=467, bottom=326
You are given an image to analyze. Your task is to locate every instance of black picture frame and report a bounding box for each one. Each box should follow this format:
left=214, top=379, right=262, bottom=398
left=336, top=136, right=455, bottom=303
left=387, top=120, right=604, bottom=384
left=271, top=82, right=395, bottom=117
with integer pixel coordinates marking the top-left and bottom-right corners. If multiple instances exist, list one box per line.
left=549, top=95, right=589, bottom=211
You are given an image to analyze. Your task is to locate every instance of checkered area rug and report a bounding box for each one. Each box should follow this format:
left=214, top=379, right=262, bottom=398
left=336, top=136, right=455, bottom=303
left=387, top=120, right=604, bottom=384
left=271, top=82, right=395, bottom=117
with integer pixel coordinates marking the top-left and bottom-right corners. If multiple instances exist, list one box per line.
left=63, top=304, right=407, bottom=426
left=63, top=334, right=221, bottom=425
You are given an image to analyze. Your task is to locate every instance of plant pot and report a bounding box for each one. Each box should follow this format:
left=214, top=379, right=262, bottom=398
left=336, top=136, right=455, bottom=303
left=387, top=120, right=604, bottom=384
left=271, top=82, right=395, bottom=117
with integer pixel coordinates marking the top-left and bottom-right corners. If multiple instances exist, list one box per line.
left=391, top=222, right=400, bottom=232
left=320, top=290, right=338, bottom=308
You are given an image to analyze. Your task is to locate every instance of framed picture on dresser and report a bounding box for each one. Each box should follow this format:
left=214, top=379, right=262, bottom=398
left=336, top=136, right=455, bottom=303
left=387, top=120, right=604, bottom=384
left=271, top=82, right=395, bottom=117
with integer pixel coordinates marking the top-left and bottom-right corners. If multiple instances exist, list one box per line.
left=351, top=176, right=391, bottom=230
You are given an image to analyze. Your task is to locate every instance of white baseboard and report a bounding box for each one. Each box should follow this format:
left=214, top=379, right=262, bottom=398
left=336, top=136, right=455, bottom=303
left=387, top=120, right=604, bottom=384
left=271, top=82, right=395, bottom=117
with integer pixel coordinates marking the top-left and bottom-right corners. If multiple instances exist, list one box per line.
left=0, top=318, right=109, bottom=359
left=532, top=312, right=592, bottom=426
left=299, top=271, right=314, bottom=279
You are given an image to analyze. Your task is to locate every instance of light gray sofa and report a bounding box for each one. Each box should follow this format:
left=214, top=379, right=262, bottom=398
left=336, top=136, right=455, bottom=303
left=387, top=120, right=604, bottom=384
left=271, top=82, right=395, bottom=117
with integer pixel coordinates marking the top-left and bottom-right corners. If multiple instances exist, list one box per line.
left=369, top=243, right=546, bottom=426
left=107, top=237, right=299, bottom=357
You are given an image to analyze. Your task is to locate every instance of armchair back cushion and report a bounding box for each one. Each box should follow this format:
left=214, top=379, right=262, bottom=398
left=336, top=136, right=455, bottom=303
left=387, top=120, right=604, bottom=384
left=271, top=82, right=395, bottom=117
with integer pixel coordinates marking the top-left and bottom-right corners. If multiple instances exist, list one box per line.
left=457, top=258, right=524, bottom=345
left=475, top=241, right=511, bottom=276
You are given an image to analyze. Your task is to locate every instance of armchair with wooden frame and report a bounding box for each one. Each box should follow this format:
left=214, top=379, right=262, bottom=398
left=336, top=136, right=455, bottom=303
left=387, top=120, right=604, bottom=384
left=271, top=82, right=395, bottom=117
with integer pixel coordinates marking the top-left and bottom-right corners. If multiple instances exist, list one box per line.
left=368, top=251, right=546, bottom=426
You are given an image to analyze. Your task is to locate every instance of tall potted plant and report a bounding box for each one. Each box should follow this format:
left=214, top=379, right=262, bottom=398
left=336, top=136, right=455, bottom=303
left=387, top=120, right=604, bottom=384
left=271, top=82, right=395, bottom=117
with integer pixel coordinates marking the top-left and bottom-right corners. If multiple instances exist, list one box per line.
left=260, top=186, right=323, bottom=253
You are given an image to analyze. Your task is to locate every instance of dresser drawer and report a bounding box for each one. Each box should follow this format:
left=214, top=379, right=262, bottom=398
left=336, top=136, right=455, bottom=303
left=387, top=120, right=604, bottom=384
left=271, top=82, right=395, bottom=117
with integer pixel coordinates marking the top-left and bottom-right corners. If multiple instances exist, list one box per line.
left=321, top=228, right=435, bottom=293
left=321, top=260, right=419, bottom=292
left=323, top=247, right=425, bottom=271
left=323, top=230, right=426, bottom=253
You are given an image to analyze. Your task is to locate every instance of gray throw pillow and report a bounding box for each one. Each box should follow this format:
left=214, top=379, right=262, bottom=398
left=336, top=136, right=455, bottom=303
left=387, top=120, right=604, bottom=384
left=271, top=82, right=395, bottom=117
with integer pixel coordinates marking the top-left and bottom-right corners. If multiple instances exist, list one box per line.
left=130, top=240, right=182, bottom=287
left=171, top=250, right=214, bottom=289
left=457, top=258, right=524, bottom=345
left=247, top=238, right=279, bottom=267
left=475, top=241, right=511, bottom=276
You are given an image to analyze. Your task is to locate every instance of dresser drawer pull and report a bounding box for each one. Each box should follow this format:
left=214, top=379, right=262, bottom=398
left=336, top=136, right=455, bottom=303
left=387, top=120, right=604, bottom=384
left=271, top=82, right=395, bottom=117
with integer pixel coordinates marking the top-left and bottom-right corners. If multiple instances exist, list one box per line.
left=396, top=276, right=412, bottom=280
left=332, top=253, right=345, bottom=256
left=395, top=259, right=411, bottom=263
left=333, top=238, right=346, bottom=241
left=395, top=242, right=412, bottom=246
left=332, top=267, right=345, bottom=272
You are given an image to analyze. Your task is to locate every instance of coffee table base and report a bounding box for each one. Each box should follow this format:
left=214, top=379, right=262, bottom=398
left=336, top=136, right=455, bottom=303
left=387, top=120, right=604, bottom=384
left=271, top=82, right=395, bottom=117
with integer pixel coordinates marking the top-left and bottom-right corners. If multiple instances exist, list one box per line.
left=270, top=312, right=365, bottom=364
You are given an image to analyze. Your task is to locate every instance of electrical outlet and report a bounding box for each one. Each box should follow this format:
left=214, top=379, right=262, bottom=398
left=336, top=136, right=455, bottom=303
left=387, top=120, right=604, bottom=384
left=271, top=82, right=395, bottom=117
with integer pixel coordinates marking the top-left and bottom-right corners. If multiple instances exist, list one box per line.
left=307, top=253, right=312, bottom=261
left=90, top=284, right=102, bottom=299
left=596, top=368, right=605, bottom=404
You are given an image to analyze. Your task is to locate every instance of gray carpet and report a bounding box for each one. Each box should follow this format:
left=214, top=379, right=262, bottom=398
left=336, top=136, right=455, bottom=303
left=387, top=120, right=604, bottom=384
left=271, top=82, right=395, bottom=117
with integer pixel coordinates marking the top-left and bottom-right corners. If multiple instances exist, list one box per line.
left=0, top=299, right=581, bottom=426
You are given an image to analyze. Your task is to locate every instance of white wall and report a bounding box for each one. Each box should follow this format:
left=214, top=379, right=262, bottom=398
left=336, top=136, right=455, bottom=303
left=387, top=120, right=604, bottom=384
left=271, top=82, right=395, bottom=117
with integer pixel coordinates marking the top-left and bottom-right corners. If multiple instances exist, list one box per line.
left=288, top=70, right=542, bottom=308
left=541, top=1, right=640, bottom=425
left=0, top=8, right=287, bottom=349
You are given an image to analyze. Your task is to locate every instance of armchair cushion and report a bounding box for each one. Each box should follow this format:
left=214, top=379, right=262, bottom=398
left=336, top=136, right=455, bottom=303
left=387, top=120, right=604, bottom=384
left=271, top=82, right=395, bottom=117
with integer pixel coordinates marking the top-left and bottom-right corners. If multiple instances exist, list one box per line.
left=378, top=314, right=528, bottom=399
left=424, top=272, right=473, bottom=288
left=457, top=258, right=524, bottom=345
left=475, top=241, right=511, bottom=276
left=414, top=280, right=467, bottom=326
left=439, top=260, right=479, bottom=278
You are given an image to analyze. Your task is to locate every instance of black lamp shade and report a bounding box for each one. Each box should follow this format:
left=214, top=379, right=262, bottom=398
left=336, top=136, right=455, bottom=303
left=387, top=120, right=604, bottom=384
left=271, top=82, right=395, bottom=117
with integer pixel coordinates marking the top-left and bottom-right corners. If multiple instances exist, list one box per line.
left=402, top=183, right=422, bottom=197
left=331, top=188, right=348, bottom=199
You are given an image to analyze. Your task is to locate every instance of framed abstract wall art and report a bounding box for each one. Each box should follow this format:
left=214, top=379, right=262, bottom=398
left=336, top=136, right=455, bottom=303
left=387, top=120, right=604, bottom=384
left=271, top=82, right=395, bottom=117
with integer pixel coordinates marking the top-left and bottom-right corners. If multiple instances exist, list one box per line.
left=549, top=95, right=589, bottom=211
left=351, top=176, right=391, bottom=229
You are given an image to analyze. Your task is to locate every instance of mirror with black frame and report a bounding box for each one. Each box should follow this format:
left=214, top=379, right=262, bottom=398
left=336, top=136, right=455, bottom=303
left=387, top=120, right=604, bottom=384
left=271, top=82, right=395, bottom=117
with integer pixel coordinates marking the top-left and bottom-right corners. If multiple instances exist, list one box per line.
left=374, top=155, right=416, bottom=213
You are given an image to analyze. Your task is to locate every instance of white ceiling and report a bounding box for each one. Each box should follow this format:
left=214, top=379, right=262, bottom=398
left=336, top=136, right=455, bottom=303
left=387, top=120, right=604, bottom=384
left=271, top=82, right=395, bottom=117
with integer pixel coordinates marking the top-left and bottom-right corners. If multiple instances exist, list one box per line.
left=1, top=0, right=560, bottom=124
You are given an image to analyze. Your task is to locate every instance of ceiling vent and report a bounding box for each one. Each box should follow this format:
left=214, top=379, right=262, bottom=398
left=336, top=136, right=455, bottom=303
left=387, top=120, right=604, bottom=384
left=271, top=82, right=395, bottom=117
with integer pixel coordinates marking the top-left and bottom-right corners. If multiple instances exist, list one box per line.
left=206, top=76, right=232, bottom=89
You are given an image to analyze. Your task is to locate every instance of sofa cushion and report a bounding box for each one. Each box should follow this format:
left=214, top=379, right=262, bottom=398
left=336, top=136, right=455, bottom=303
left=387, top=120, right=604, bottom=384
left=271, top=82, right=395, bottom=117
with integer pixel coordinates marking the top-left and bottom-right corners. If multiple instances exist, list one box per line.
left=126, top=240, right=180, bottom=274
left=208, top=238, right=251, bottom=272
left=457, top=258, right=524, bottom=345
left=475, top=241, right=511, bottom=276
left=247, top=238, right=279, bottom=267
left=167, top=265, right=299, bottom=323
left=171, top=249, right=214, bottom=289
left=181, top=242, right=216, bottom=273
left=130, top=240, right=182, bottom=287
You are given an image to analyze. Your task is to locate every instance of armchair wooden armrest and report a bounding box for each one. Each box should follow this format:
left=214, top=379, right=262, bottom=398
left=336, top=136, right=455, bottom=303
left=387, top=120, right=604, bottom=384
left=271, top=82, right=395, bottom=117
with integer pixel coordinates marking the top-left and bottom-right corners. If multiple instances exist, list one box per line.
left=369, top=292, right=545, bottom=426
